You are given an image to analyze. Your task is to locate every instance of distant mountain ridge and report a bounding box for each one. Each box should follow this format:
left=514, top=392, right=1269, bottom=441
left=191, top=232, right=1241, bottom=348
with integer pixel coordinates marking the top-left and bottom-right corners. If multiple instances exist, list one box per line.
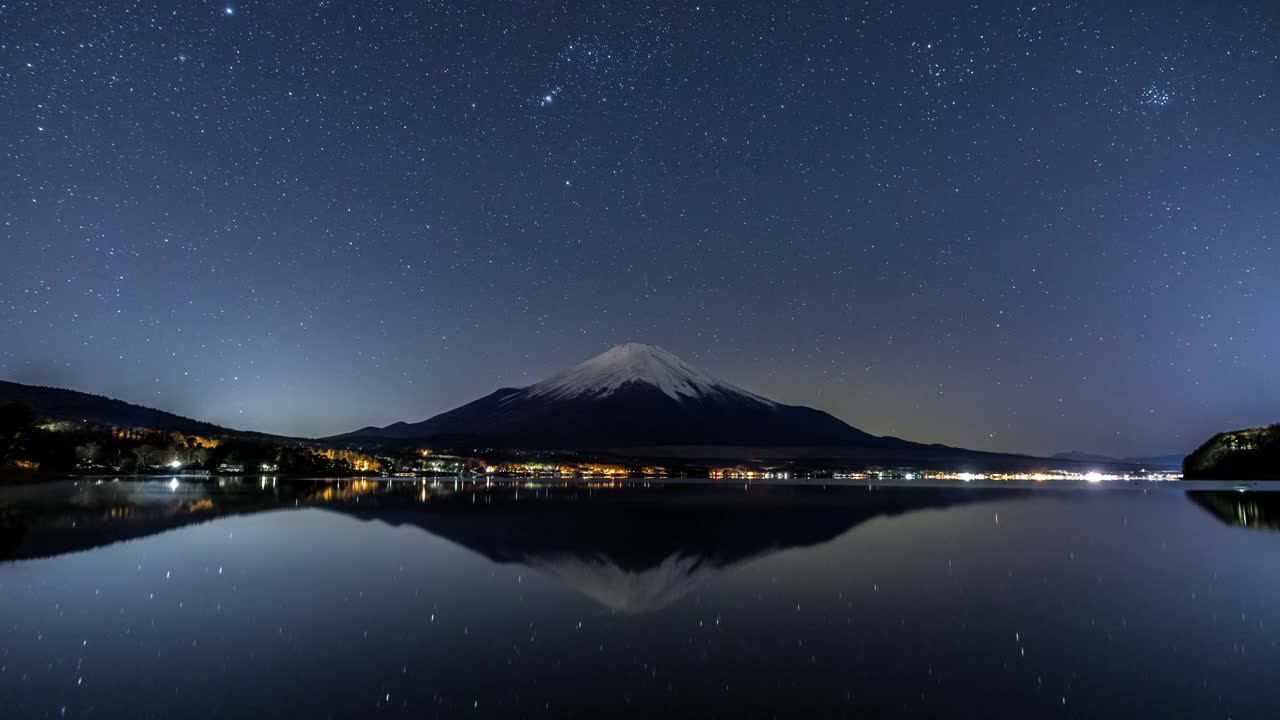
left=1050, top=451, right=1185, bottom=470
left=0, top=380, right=275, bottom=439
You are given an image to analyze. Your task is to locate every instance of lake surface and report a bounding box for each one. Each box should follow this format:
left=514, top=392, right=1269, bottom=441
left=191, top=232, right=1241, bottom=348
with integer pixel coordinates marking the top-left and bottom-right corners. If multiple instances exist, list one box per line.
left=1, top=477, right=1278, bottom=718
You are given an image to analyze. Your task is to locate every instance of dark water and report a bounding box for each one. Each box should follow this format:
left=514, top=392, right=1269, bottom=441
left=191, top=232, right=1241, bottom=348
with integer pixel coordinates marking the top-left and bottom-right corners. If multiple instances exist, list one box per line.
left=1, top=477, right=1278, bottom=718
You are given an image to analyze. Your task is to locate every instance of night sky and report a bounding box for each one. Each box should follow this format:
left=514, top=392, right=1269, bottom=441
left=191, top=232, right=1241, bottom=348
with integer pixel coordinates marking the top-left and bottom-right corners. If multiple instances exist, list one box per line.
left=2, top=0, right=1277, bottom=456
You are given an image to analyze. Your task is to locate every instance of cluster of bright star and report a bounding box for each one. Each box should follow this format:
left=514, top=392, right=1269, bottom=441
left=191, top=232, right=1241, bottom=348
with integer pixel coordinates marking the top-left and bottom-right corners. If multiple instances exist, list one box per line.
left=1139, top=85, right=1172, bottom=107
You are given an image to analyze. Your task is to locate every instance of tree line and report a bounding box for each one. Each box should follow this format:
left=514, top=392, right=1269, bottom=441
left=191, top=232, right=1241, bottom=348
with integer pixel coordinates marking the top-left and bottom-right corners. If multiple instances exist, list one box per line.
left=0, top=402, right=383, bottom=479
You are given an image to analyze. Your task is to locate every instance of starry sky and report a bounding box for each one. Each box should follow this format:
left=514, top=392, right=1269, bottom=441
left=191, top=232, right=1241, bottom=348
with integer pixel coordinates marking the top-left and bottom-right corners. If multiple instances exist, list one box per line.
left=1, top=0, right=1277, bottom=456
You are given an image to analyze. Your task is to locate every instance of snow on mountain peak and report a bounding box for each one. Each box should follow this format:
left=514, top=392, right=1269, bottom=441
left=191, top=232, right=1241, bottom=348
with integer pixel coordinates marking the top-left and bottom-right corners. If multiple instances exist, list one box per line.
left=525, top=343, right=774, bottom=405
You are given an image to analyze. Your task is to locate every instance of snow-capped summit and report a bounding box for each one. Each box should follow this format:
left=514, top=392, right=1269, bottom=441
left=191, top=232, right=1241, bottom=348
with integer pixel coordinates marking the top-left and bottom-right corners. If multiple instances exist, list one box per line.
left=526, top=343, right=773, bottom=405
left=336, top=342, right=892, bottom=448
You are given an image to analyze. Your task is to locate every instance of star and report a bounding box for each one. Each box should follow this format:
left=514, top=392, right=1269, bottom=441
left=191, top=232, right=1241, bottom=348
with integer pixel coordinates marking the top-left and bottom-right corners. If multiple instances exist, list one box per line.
left=0, top=0, right=1271, bottom=455
left=1140, top=86, right=1171, bottom=107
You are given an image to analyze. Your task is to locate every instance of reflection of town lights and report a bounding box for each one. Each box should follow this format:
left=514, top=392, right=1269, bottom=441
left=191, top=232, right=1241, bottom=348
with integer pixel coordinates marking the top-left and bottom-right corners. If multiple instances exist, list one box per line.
left=1084, top=471, right=1103, bottom=483
left=169, top=478, right=180, bottom=492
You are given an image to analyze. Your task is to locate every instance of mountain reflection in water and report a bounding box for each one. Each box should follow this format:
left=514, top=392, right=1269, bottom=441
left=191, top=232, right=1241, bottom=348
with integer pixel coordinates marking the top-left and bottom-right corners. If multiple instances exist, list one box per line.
left=339, top=484, right=1010, bottom=613
left=4, top=479, right=1280, bottom=718
left=0, top=478, right=1009, bottom=612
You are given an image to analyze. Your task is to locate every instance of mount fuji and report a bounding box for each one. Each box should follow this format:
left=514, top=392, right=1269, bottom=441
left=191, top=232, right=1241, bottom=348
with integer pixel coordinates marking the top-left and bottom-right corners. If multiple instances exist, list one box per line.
left=337, top=343, right=916, bottom=449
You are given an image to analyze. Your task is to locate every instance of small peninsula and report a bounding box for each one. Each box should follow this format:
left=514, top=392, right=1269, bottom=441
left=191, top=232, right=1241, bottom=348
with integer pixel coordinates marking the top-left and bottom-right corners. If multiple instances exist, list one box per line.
left=1183, top=425, right=1280, bottom=480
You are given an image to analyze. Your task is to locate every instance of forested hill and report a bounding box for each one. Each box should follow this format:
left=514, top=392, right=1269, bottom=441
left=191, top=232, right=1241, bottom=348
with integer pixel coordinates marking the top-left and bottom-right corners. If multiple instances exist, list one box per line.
left=0, top=380, right=254, bottom=437
left=1183, top=425, right=1280, bottom=479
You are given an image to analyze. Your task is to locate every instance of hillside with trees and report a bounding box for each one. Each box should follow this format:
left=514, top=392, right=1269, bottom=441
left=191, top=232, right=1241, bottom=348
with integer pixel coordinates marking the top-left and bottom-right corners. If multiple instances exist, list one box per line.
left=1183, top=425, right=1280, bottom=479
left=0, top=400, right=382, bottom=483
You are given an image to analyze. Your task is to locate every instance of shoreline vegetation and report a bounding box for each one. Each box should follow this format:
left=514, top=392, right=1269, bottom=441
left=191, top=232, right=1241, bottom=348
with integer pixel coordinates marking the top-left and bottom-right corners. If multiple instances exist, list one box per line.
left=1183, top=424, right=1280, bottom=480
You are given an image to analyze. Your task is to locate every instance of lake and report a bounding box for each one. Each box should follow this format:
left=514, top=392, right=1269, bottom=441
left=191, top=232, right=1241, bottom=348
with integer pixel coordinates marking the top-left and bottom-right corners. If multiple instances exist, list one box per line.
left=1, top=477, right=1277, bottom=718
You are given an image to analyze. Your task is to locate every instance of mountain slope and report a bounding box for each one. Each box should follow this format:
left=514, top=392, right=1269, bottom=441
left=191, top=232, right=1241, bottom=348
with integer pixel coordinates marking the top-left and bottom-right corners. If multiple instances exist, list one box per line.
left=0, top=380, right=264, bottom=438
left=337, top=343, right=908, bottom=448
